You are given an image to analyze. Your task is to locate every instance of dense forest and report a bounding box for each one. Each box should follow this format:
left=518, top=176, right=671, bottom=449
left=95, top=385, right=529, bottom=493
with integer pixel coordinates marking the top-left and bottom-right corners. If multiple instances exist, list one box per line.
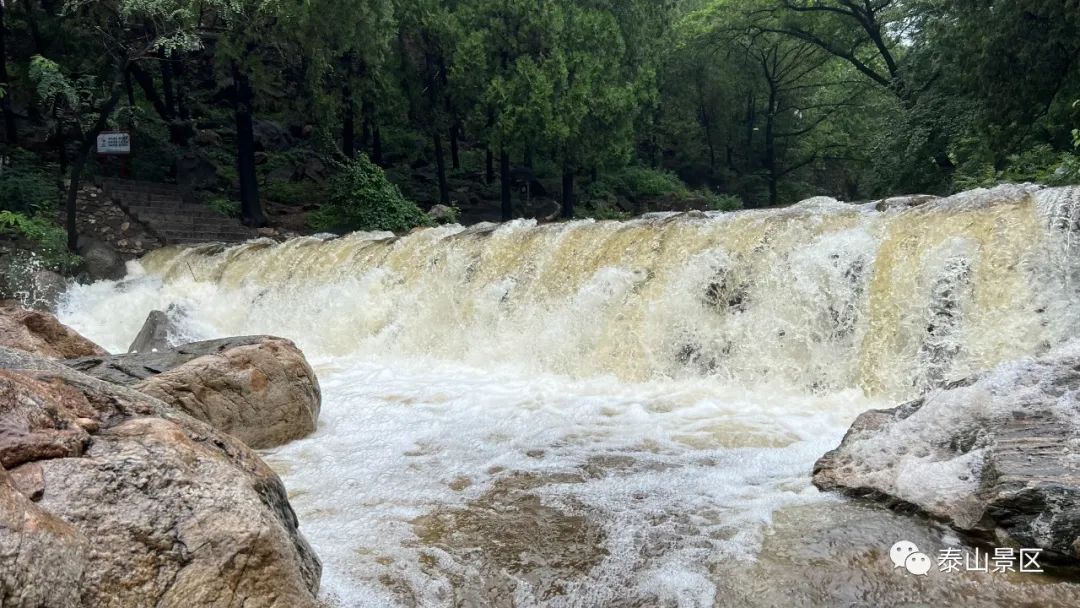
left=1, top=0, right=1079, bottom=265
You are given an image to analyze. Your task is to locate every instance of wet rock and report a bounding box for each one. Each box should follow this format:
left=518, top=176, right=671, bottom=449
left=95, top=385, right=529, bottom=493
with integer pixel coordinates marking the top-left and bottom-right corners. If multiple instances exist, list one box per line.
left=874, top=194, right=939, bottom=212
left=0, top=464, right=87, bottom=608
left=76, top=236, right=126, bottom=282
left=69, top=336, right=321, bottom=449
left=0, top=255, right=68, bottom=311
left=813, top=347, right=1080, bottom=562
left=0, top=306, right=107, bottom=359
left=127, top=309, right=175, bottom=354
left=0, top=346, right=321, bottom=607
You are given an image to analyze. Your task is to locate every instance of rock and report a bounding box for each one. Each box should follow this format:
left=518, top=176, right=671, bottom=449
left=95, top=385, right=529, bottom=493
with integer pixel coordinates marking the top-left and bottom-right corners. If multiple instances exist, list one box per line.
left=69, top=336, right=274, bottom=384
left=127, top=310, right=175, bottom=354
left=875, top=194, right=939, bottom=212
left=252, top=119, right=292, bottom=152
left=0, top=254, right=68, bottom=311
left=257, top=227, right=278, bottom=238
left=0, top=346, right=321, bottom=607
left=0, top=464, right=88, bottom=608
left=75, top=236, right=126, bottom=282
left=813, top=346, right=1080, bottom=562
left=69, top=336, right=321, bottom=450
left=0, top=306, right=107, bottom=359
left=193, top=129, right=224, bottom=148
left=428, top=204, right=458, bottom=224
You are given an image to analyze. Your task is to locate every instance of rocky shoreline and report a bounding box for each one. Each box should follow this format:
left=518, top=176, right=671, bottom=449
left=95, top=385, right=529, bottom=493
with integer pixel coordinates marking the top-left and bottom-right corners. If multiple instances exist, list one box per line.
left=0, top=304, right=323, bottom=607
left=813, top=346, right=1080, bottom=565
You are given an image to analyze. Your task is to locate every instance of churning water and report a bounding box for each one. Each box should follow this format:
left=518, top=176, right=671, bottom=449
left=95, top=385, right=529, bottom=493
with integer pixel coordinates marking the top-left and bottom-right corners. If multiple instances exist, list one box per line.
left=59, top=184, right=1080, bottom=606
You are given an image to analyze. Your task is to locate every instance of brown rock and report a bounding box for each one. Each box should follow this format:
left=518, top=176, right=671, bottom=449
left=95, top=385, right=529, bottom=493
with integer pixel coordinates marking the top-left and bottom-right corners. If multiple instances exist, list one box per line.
left=0, top=346, right=322, bottom=607
left=0, top=465, right=87, bottom=608
left=133, top=338, right=321, bottom=449
left=0, top=307, right=107, bottom=359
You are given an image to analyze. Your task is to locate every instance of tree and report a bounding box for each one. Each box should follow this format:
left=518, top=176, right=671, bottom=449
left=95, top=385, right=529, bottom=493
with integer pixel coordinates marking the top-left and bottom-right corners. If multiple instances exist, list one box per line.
left=547, top=1, right=663, bottom=217
left=398, top=0, right=460, bottom=206
left=31, top=0, right=215, bottom=250
left=0, top=1, right=17, bottom=143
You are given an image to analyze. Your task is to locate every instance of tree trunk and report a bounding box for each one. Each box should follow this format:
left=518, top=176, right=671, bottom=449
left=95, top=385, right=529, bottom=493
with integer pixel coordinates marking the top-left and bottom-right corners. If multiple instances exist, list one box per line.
left=67, top=85, right=125, bottom=251
left=124, top=70, right=136, bottom=108
left=433, top=130, right=450, bottom=205
left=172, top=51, right=189, bottom=121
left=485, top=147, right=494, bottom=184
left=129, top=64, right=171, bottom=120
left=764, top=82, right=778, bottom=207
left=561, top=167, right=575, bottom=220
left=449, top=124, right=460, bottom=170
left=500, top=148, right=512, bottom=221
left=232, top=62, right=266, bottom=227
left=160, top=50, right=177, bottom=117
left=700, top=103, right=715, bottom=172
left=361, top=99, right=373, bottom=150
left=0, top=4, right=17, bottom=144
left=343, top=84, right=356, bottom=159
left=372, top=124, right=383, bottom=166
left=764, top=112, right=777, bottom=207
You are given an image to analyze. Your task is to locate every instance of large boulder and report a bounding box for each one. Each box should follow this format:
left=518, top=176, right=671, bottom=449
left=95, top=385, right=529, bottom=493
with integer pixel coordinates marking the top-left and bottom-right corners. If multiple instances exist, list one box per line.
left=68, top=336, right=321, bottom=450
left=0, top=254, right=68, bottom=311
left=0, top=346, right=321, bottom=607
left=0, top=306, right=107, bottom=359
left=813, top=346, right=1080, bottom=562
left=75, top=236, right=127, bottom=282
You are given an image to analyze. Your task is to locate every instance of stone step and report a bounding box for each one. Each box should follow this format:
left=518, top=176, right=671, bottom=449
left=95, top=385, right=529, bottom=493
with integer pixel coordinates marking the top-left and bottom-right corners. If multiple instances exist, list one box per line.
left=125, top=207, right=234, bottom=221
left=101, top=179, right=258, bottom=246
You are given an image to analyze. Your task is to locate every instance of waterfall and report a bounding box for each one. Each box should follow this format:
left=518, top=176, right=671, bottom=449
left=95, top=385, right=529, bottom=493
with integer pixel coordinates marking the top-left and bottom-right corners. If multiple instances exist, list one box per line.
left=56, top=184, right=1080, bottom=607
left=61, top=184, right=1080, bottom=399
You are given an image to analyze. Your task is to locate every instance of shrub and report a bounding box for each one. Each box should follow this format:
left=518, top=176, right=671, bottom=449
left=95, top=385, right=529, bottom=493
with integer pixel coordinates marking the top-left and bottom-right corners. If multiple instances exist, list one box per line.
left=954, top=143, right=1080, bottom=190
left=701, top=190, right=743, bottom=212
left=0, top=149, right=60, bottom=214
left=598, top=167, right=691, bottom=200
left=309, top=155, right=431, bottom=233
left=0, top=210, right=81, bottom=272
left=265, top=181, right=323, bottom=206
left=208, top=197, right=240, bottom=218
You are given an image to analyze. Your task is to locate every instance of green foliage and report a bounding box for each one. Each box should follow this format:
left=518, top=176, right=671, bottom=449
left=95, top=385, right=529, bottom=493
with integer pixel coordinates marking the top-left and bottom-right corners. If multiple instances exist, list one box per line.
left=264, top=181, right=324, bottom=206
left=602, top=167, right=690, bottom=199
left=309, top=155, right=431, bottom=233
left=954, top=145, right=1080, bottom=190
left=0, top=211, right=81, bottom=272
left=0, top=150, right=60, bottom=214
left=208, top=197, right=241, bottom=218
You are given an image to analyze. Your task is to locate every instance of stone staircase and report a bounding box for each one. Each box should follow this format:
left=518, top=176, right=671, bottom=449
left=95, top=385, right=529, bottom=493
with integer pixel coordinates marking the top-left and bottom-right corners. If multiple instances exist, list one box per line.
left=100, top=179, right=256, bottom=246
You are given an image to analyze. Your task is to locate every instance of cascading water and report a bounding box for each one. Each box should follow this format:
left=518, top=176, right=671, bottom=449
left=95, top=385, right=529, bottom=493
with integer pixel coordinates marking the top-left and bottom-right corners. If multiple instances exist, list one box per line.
left=59, top=184, right=1080, bottom=606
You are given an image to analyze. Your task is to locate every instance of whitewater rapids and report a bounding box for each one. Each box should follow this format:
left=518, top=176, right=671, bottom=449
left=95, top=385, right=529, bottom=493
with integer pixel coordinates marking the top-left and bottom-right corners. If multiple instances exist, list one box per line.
left=59, top=184, right=1080, bottom=606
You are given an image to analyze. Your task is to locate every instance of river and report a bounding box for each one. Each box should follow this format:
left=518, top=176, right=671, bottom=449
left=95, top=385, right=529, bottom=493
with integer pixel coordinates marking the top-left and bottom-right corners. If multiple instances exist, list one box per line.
left=58, top=184, right=1080, bottom=606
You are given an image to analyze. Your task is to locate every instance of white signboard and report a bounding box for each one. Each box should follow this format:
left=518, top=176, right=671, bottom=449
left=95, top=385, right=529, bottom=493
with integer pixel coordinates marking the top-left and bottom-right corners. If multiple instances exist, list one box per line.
left=96, top=131, right=131, bottom=155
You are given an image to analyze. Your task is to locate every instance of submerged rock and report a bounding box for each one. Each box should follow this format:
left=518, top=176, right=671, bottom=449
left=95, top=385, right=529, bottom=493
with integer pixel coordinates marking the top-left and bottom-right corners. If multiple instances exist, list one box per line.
left=68, top=336, right=321, bottom=449
left=0, top=346, right=321, bottom=607
left=0, top=306, right=107, bottom=359
left=813, top=346, right=1080, bottom=562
